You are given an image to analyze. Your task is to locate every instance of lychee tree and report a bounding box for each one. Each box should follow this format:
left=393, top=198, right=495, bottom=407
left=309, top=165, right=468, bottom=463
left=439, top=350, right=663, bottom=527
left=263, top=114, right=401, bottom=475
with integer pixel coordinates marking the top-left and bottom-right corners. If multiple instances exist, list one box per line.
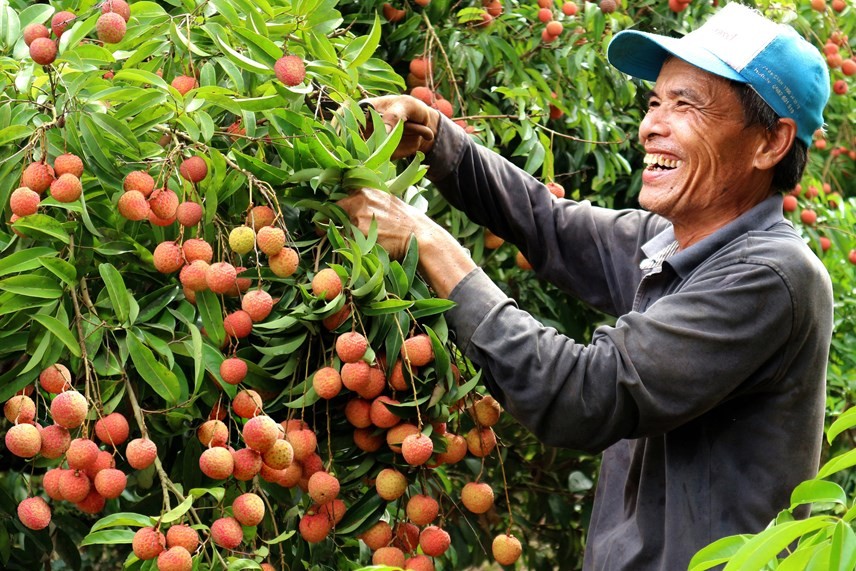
left=0, top=0, right=854, bottom=570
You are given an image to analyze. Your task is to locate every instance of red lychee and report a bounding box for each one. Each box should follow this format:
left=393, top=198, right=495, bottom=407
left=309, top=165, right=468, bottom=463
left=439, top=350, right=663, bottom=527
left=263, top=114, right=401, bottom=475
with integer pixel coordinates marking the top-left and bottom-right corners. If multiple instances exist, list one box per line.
left=402, top=433, right=433, bottom=466
left=492, top=533, right=523, bottom=565
left=95, top=412, right=130, bottom=446
left=232, top=448, right=263, bottom=481
left=4, top=394, right=35, bottom=423
left=118, top=190, right=151, bottom=221
left=466, top=426, right=497, bottom=457
left=370, top=396, right=401, bottom=429
left=199, top=446, right=234, bottom=479
left=299, top=511, right=331, bottom=543
left=153, top=241, right=184, bottom=274
left=382, top=3, right=406, bottom=22
left=84, top=449, right=116, bottom=481
left=39, top=424, right=71, bottom=459
left=96, top=12, right=126, bottom=43
left=206, top=262, right=237, bottom=294
left=419, top=525, right=450, bottom=557
left=341, top=361, right=371, bottom=393
left=394, top=522, right=420, bottom=553
left=211, top=516, right=243, bottom=549
left=133, top=527, right=166, bottom=560
left=358, top=366, right=386, bottom=399
left=313, top=367, right=342, bottom=400
left=54, top=153, right=84, bottom=178
left=256, top=226, right=286, bottom=256
left=285, top=428, right=317, bottom=461
left=179, top=260, right=210, bottom=292
left=232, top=389, right=263, bottom=419
left=386, top=423, right=420, bottom=454
left=242, top=289, right=274, bottom=322
left=175, top=201, right=203, bottom=226
left=473, top=395, right=501, bottom=427
left=219, top=357, right=247, bottom=385
left=407, top=494, right=439, bottom=526
left=67, top=438, right=100, bottom=470
left=43, top=468, right=66, bottom=501
left=245, top=205, right=275, bottom=231
left=274, top=55, right=306, bottom=86
left=58, top=469, right=91, bottom=503
left=50, top=390, right=88, bottom=428
left=360, top=520, right=393, bottom=550
left=51, top=11, right=76, bottom=37
left=223, top=310, right=253, bottom=339
left=102, top=0, right=131, bottom=22
left=23, top=23, right=50, bottom=46
left=376, top=467, right=407, bottom=501
left=262, top=438, right=294, bottom=469
left=232, top=492, right=265, bottom=526
left=181, top=238, right=213, bottom=263
left=9, top=187, right=40, bottom=216
left=148, top=187, right=179, bottom=219
left=401, top=334, right=433, bottom=366
left=126, top=437, right=158, bottom=469
left=436, top=432, right=467, bottom=465
left=308, top=471, right=340, bottom=504
left=171, top=75, right=198, bottom=95
left=461, top=481, right=495, bottom=513
left=179, top=156, right=208, bottom=183
left=322, top=304, right=351, bottom=331
left=50, top=173, right=82, bottom=202
left=405, top=554, right=435, bottom=571
left=242, top=415, right=279, bottom=453
left=374, top=546, right=406, bottom=567
left=409, top=57, right=432, bottom=80
left=94, top=468, right=127, bottom=499
left=17, top=497, right=51, bottom=530
left=311, top=268, right=342, bottom=300
left=123, top=170, right=155, bottom=196
left=197, top=419, right=229, bottom=448
left=5, top=424, right=41, bottom=458
left=30, top=37, right=58, bottom=65
left=76, top=488, right=106, bottom=515
left=157, top=546, right=192, bottom=571
left=269, top=247, right=299, bottom=277
left=21, top=162, right=54, bottom=194
left=345, top=398, right=373, bottom=428
left=166, top=524, right=199, bottom=552
left=335, top=332, right=369, bottom=363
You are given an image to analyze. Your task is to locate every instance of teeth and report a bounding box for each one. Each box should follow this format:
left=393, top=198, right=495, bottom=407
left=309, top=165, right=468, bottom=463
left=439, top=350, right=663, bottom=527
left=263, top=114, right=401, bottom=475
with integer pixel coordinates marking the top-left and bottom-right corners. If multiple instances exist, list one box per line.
left=643, top=154, right=683, bottom=169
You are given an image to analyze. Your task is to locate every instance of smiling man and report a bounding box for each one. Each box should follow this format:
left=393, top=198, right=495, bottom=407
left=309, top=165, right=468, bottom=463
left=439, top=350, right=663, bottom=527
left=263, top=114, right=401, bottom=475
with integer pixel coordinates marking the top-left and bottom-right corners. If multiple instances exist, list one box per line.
left=339, top=4, right=833, bottom=569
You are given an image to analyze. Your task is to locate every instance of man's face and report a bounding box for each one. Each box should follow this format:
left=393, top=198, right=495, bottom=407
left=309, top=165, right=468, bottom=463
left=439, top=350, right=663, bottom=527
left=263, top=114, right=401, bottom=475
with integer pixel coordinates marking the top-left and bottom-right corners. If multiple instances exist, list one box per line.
left=638, top=58, right=767, bottom=229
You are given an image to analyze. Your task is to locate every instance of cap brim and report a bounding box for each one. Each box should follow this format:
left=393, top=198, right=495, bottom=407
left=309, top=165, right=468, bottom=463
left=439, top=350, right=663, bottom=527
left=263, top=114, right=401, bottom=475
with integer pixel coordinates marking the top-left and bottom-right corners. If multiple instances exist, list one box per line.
left=607, top=30, right=747, bottom=84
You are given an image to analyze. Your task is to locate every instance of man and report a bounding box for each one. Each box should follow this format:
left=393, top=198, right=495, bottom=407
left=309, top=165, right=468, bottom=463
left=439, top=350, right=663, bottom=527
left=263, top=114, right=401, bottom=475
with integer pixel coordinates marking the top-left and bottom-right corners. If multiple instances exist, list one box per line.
left=340, top=4, right=833, bottom=569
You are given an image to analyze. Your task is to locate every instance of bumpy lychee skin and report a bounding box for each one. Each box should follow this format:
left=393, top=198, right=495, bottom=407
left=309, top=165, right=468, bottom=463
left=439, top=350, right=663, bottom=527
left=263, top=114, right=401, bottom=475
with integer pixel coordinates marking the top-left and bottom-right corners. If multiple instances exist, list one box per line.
left=232, top=389, right=263, bottom=419
left=232, top=492, right=265, bottom=526
left=149, top=187, right=179, bottom=219
left=402, top=433, right=434, bottom=466
left=344, top=398, right=372, bottom=428
left=40, top=424, right=71, bottom=459
left=43, top=468, right=66, bottom=501
left=341, top=361, right=371, bottom=392
left=10, top=187, right=40, bottom=216
left=360, top=520, right=393, bottom=550
left=75, top=488, right=105, bottom=514
left=461, top=481, right=495, bottom=514
left=256, top=226, right=285, bottom=256
left=102, top=0, right=131, bottom=22
left=123, top=170, right=155, bottom=196
left=21, top=162, right=54, bottom=194
left=166, top=524, right=199, bottom=552
left=322, top=304, right=351, bottom=331
left=219, top=357, right=247, bottom=385
left=175, top=201, right=203, bottom=227
left=373, top=546, right=406, bottom=567
left=59, top=470, right=91, bottom=503
left=242, top=289, right=273, bottom=322
left=299, top=511, right=331, bottom=543
left=133, top=527, right=166, bottom=560
left=84, top=449, right=115, bottom=481
left=313, top=367, right=342, bottom=400
left=492, top=533, right=523, bottom=565
left=95, top=412, right=130, bottom=446
left=197, top=419, right=229, bottom=447
left=223, top=310, right=253, bottom=339
left=353, top=429, right=381, bottom=454
left=233, top=447, right=263, bottom=481
left=229, top=226, right=256, bottom=255
left=376, top=468, right=407, bottom=501
left=358, top=365, right=386, bottom=399
left=179, top=156, right=208, bottom=183
left=229, top=267, right=252, bottom=296
left=171, top=75, right=198, bottom=95
left=206, top=262, right=237, bottom=294
left=473, top=395, right=501, bottom=427
left=181, top=238, right=213, bottom=263
left=126, top=437, right=158, bottom=469
left=94, top=468, right=127, bottom=499
left=335, top=332, right=368, bottom=363
left=199, top=446, right=234, bottom=479
left=179, top=260, right=209, bottom=292
left=262, top=438, right=293, bottom=470
left=67, top=438, right=100, bottom=470
left=117, top=190, right=150, bottom=221
left=386, top=423, right=420, bottom=454
left=51, top=390, right=88, bottom=428
left=50, top=173, right=82, bottom=202
left=311, top=268, right=343, bottom=300
left=436, top=432, right=467, bottom=465
left=211, top=516, right=243, bottom=549
left=405, top=554, right=435, bottom=571
left=268, top=247, right=299, bottom=277
left=274, top=55, right=307, bottom=86
left=17, top=497, right=51, bottom=530
left=370, top=396, right=401, bottom=429
left=419, top=525, right=451, bottom=557
left=466, top=427, right=497, bottom=457
left=54, top=153, right=84, bottom=178
left=245, top=205, right=276, bottom=231
left=394, top=522, right=420, bottom=553
left=39, top=363, right=71, bottom=393
left=5, top=424, right=42, bottom=458
left=243, top=415, right=279, bottom=453
left=285, top=428, right=317, bottom=461
left=401, top=333, right=434, bottom=367
left=30, top=37, right=58, bottom=65
left=24, top=23, right=50, bottom=46
left=51, top=11, right=76, bottom=37
left=407, top=494, right=440, bottom=526
left=156, top=546, right=192, bottom=571
left=4, top=394, right=36, bottom=423
left=153, top=241, right=184, bottom=274
left=308, top=471, right=340, bottom=504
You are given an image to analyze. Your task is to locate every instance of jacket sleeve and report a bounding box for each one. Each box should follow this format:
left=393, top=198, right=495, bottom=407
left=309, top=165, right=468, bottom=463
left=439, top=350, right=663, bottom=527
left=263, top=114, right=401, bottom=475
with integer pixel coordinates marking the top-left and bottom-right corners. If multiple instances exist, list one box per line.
left=446, top=260, right=795, bottom=453
left=426, top=115, right=669, bottom=317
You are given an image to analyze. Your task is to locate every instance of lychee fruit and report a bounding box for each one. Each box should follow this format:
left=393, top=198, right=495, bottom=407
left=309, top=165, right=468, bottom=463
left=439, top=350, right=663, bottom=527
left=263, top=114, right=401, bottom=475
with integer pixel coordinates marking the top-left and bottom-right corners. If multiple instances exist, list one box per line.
left=461, top=481, right=495, bottom=514
left=223, top=310, right=253, bottom=339
left=39, top=363, right=72, bottom=393
left=54, top=153, right=84, bottom=178
left=51, top=11, right=76, bottom=37
left=436, top=432, right=467, bottom=464
left=322, top=305, right=351, bottom=331
left=39, top=424, right=71, bottom=459
left=181, top=238, right=213, bottom=263
left=308, top=471, right=340, bottom=504
left=232, top=492, right=265, bottom=526
left=30, top=37, right=58, bottom=65
left=4, top=394, right=36, bottom=423
left=404, top=554, right=435, bottom=571
left=166, top=524, right=199, bottom=552
left=179, top=156, right=207, bottom=183
left=313, top=367, right=342, bottom=400
left=370, top=396, right=401, bottom=429
left=341, top=361, right=371, bottom=393
left=199, top=446, right=234, bottom=479
left=419, top=525, right=450, bottom=557
left=269, top=247, right=299, bottom=277
left=206, top=262, right=237, bottom=294
left=311, top=268, right=342, bottom=300
left=241, top=289, right=273, bottom=322
left=358, top=366, right=386, bottom=399
left=353, top=428, right=383, bottom=453
left=546, top=181, right=565, bottom=198
left=179, top=260, right=210, bottom=292
left=335, top=332, right=369, bottom=363
left=360, top=520, right=393, bottom=550
left=102, top=0, right=131, bottom=22
left=5, top=423, right=42, bottom=458
left=285, top=428, right=317, bottom=461
left=229, top=266, right=252, bottom=296
left=78, top=491, right=106, bottom=516
left=96, top=12, right=126, bottom=43
left=466, top=427, right=497, bottom=457
left=156, top=546, right=192, bottom=571
left=374, top=546, right=406, bottom=567
left=211, top=516, right=243, bottom=549
left=10, top=187, right=41, bottom=216
left=50, top=173, right=82, bottom=202
left=171, top=75, right=198, bottom=95
left=599, top=0, right=616, bottom=13
left=245, top=205, right=275, bottom=231
left=94, top=468, right=127, bottom=499
left=21, top=162, right=54, bottom=194
left=232, top=448, right=262, bottom=481
left=242, top=415, right=279, bottom=453
left=256, top=226, right=286, bottom=256
left=382, top=3, right=406, bottom=22
left=17, top=497, right=51, bottom=530
left=43, top=468, right=66, bottom=501
left=473, top=395, right=501, bottom=427
left=67, top=438, right=100, bottom=470
left=407, top=494, right=439, bottom=526
left=219, top=357, right=247, bottom=385
left=492, top=533, right=523, bottom=565
left=262, top=438, right=294, bottom=469
left=118, top=190, right=151, bottom=221
left=402, top=433, right=433, bottom=466
left=175, top=201, right=203, bottom=226
left=232, top=389, right=263, bottom=418
left=401, top=333, right=433, bottom=366
left=23, top=23, right=50, bottom=46
left=58, top=469, right=91, bottom=503
left=274, top=55, right=306, bottom=86
left=126, top=437, right=158, bottom=469
left=197, top=419, right=229, bottom=447
left=386, top=423, right=420, bottom=454
left=299, top=511, right=331, bottom=543
left=95, top=412, right=130, bottom=446
left=149, top=209, right=176, bottom=226
left=133, top=527, right=166, bottom=560
left=409, top=57, right=432, bottom=80
left=84, top=449, right=116, bottom=481
left=229, top=226, right=256, bottom=255
left=148, top=187, right=179, bottom=219
left=376, top=468, right=407, bottom=501
left=153, top=241, right=184, bottom=273
left=394, top=522, right=420, bottom=553
left=123, top=170, right=155, bottom=196
left=50, top=390, right=88, bottom=428
left=345, top=398, right=372, bottom=428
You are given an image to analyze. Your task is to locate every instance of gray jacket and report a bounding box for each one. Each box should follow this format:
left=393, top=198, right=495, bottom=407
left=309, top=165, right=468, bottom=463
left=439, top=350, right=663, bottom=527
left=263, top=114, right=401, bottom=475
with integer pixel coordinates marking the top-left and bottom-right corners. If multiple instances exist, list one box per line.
left=426, top=115, right=833, bottom=570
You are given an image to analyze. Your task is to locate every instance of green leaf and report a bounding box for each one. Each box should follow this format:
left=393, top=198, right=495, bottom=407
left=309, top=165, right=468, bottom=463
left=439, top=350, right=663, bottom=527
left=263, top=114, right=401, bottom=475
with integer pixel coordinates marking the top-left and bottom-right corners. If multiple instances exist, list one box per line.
left=114, top=69, right=170, bottom=91
left=161, top=496, right=194, bottom=524
left=363, top=119, right=403, bottom=171
left=126, top=331, right=181, bottom=404
left=817, top=449, right=856, bottom=480
left=38, top=257, right=76, bottom=287
left=0, top=248, right=55, bottom=277
left=386, top=154, right=427, bottom=195
left=0, top=274, right=62, bottom=298
left=98, top=263, right=131, bottom=325
left=189, top=487, right=226, bottom=502
left=723, top=517, right=835, bottom=570
left=12, top=214, right=70, bottom=244
left=362, top=299, right=413, bottom=316
left=828, top=407, right=856, bottom=444
left=0, top=125, right=31, bottom=146
left=196, top=290, right=225, bottom=349
left=688, top=534, right=749, bottom=571
left=344, top=14, right=382, bottom=70
left=203, top=23, right=270, bottom=73
left=829, top=520, right=856, bottom=571
left=790, top=479, right=847, bottom=509
left=262, top=530, right=295, bottom=545
left=32, top=314, right=81, bottom=357
left=90, top=512, right=157, bottom=531
left=79, top=530, right=136, bottom=547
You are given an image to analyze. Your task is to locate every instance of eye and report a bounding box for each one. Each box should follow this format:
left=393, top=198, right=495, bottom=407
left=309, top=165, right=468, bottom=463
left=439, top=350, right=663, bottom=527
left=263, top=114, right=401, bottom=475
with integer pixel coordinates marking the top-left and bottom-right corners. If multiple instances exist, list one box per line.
left=646, top=99, right=660, bottom=111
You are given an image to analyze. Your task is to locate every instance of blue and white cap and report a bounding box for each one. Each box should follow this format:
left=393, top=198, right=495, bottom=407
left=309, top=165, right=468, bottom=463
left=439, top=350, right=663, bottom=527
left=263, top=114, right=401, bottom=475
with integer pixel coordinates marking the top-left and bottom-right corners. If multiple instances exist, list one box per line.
left=607, top=3, right=829, bottom=147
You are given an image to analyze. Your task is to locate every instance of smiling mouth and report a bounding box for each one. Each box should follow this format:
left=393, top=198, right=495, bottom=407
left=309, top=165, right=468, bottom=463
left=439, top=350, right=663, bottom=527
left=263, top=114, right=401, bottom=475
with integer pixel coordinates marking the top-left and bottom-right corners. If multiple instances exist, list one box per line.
left=643, top=153, right=683, bottom=171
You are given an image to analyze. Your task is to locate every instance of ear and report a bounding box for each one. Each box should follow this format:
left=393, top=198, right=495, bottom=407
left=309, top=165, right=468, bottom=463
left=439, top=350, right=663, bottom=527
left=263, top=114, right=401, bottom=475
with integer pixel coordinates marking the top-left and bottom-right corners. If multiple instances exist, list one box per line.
left=753, top=118, right=797, bottom=171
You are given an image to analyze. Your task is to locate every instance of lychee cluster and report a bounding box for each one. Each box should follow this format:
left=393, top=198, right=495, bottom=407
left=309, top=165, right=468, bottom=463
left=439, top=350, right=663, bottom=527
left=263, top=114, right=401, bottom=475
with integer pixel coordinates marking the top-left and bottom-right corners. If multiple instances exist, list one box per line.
left=8, top=154, right=86, bottom=232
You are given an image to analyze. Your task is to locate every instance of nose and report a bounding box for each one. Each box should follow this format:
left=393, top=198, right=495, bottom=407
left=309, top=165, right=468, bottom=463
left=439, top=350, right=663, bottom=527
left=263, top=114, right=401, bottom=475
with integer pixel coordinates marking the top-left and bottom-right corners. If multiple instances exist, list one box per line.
left=638, top=105, right=670, bottom=145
